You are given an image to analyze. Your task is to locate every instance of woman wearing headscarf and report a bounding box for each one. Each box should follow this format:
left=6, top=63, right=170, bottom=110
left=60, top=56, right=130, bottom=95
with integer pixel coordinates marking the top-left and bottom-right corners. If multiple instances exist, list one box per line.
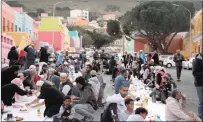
left=7, top=46, right=19, bottom=67
left=2, top=77, right=29, bottom=106
left=18, top=50, right=26, bottom=70
left=56, top=52, right=64, bottom=66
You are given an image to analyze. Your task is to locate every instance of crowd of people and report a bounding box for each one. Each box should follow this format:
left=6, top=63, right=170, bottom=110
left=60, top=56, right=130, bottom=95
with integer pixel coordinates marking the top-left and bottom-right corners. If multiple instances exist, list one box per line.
left=1, top=43, right=203, bottom=122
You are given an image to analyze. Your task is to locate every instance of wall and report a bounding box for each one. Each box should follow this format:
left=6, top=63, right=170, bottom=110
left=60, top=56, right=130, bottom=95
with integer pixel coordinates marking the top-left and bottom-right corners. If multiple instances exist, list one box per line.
left=1, top=33, right=16, bottom=63
left=192, top=9, right=202, bottom=54
left=75, top=20, right=88, bottom=26
left=22, top=13, right=33, bottom=37
left=38, top=17, right=64, bottom=31
left=6, top=32, right=31, bottom=50
left=37, top=31, right=63, bottom=51
left=14, top=11, right=24, bottom=32
left=2, top=2, right=15, bottom=32
left=32, top=20, right=38, bottom=40
left=70, top=10, right=89, bottom=21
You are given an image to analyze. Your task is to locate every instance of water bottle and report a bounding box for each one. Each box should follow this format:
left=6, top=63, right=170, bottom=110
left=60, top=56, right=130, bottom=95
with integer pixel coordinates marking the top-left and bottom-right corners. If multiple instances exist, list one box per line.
left=155, top=116, right=162, bottom=121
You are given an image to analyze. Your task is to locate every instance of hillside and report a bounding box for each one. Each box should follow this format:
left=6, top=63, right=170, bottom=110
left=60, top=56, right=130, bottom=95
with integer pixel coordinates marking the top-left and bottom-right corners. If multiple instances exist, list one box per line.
left=4, top=0, right=202, bottom=19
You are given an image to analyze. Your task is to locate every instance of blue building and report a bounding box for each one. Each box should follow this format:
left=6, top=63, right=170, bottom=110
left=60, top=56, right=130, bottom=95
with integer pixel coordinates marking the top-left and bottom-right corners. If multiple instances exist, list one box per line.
left=14, top=11, right=24, bottom=32
left=22, top=12, right=33, bottom=37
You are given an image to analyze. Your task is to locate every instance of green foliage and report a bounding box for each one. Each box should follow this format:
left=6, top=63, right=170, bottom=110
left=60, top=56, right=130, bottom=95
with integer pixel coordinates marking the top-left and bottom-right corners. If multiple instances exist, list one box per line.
left=68, top=26, right=112, bottom=48
left=107, top=20, right=122, bottom=39
left=119, top=1, right=195, bottom=53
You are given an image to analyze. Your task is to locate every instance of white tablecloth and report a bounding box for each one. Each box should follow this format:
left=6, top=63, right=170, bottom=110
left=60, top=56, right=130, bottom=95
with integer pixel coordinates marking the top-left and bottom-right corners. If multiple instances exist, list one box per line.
left=2, top=96, right=53, bottom=121
left=129, top=80, right=166, bottom=121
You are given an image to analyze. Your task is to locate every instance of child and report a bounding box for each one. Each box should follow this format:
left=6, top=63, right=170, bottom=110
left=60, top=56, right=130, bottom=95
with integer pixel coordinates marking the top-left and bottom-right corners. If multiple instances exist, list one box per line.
left=54, top=96, right=75, bottom=119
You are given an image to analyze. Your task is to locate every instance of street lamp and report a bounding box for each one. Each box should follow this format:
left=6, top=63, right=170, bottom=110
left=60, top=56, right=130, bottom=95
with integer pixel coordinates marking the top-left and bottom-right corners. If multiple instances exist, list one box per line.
left=173, top=4, right=192, bottom=57
left=52, top=1, right=72, bottom=47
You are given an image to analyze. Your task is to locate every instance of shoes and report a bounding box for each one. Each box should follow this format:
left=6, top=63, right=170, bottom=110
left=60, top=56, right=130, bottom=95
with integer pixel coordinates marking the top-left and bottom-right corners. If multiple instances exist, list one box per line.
left=177, top=79, right=181, bottom=82
left=81, top=116, right=94, bottom=122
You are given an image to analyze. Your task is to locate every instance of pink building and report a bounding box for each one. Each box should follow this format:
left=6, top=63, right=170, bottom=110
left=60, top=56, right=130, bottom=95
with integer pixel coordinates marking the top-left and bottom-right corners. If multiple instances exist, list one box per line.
left=36, top=31, right=64, bottom=51
left=1, top=33, right=16, bottom=64
left=2, top=1, right=15, bottom=32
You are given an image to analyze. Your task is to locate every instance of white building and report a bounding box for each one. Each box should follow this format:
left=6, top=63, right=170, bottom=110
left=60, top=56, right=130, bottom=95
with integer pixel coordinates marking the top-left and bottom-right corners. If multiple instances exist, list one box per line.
left=70, top=9, right=89, bottom=21
left=88, top=20, right=100, bottom=28
left=103, top=14, right=116, bottom=21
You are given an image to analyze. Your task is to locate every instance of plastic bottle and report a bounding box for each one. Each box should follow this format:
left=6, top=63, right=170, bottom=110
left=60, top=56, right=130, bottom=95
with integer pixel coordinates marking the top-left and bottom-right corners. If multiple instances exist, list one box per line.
left=155, top=115, right=162, bottom=121
left=37, top=108, right=41, bottom=116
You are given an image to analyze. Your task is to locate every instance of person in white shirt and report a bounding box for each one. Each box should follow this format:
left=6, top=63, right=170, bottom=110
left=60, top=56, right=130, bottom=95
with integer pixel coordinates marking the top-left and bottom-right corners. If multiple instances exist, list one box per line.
left=88, top=70, right=101, bottom=101
left=106, top=85, right=129, bottom=115
left=127, top=107, right=148, bottom=121
left=118, top=98, right=135, bottom=121
left=59, top=73, right=73, bottom=96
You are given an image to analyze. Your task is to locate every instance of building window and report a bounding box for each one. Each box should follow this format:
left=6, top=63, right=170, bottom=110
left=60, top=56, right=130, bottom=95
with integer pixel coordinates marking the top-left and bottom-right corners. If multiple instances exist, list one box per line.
left=10, top=40, right=13, bottom=45
left=11, top=23, right=14, bottom=32
left=4, top=37, right=6, bottom=43
left=19, top=28, right=21, bottom=32
left=15, top=25, right=17, bottom=32
left=7, top=20, right=10, bottom=31
left=3, top=18, right=6, bottom=32
left=29, top=30, right=31, bottom=36
left=7, top=39, right=9, bottom=44
left=26, top=28, right=28, bottom=33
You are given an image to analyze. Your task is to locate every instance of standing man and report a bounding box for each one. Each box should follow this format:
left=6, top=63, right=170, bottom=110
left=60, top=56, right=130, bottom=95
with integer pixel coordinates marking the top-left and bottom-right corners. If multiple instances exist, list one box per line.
left=173, top=49, right=185, bottom=82
left=122, top=52, right=128, bottom=68
left=192, top=48, right=203, bottom=120
left=152, top=50, right=159, bottom=66
left=39, top=44, right=50, bottom=63
left=139, top=50, right=146, bottom=64
left=24, top=43, right=37, bottom=69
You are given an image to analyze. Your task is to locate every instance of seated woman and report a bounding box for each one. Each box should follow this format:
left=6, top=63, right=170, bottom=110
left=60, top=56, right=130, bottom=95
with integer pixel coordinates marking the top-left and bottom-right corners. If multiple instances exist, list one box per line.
left=2, top=77, right=29, bottom=106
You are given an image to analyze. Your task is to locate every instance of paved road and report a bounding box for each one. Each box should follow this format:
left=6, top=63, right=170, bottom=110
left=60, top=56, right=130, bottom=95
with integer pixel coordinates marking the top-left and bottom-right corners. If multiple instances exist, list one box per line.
left=92, top=67, right=198, bottom=121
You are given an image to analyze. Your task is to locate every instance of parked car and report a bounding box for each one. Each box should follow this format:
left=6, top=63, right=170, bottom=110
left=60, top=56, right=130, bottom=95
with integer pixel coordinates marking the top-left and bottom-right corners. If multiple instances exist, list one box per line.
left=163, top=55, right=175, bottom=68
left=159, top=55, right=173, bottom=66
left=183, top=57, right=195, bottom=70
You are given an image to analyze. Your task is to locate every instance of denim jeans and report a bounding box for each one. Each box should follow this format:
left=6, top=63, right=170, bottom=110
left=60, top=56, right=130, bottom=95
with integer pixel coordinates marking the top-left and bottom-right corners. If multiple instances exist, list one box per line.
left=196, top=86, right=202, bottom=120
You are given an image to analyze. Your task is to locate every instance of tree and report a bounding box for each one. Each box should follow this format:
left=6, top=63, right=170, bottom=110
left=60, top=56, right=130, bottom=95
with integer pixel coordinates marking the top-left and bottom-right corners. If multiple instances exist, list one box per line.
left=37, top=8, right=45, bottom=16
left=6, top=1, right=25, bottom=8
left=118, top=1, right=195, bottom=53
left=82, top=33, right=93, bottom=47
left=107, top=20, right=122, bottom=39
left=89, top=11, right=99, bottom=21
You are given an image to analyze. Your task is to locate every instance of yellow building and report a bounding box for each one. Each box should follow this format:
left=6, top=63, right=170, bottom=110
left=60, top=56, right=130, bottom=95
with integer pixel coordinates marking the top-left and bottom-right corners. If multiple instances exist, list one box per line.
left=182, top=32, right=190, bottom=59
left=38, top=17, right=64, bottom=31
left=192, top=9, right=202, bottom=54
left=6, top=32, right=31, bottom=50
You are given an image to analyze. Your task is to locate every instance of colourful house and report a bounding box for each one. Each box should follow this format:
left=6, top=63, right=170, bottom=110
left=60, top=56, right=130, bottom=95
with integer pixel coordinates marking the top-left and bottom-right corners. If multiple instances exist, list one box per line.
left=192, top=9, right=202, bottom=54
left=2, top=2, right=15, bottom=32
left=38, top=17, right=64, bottom=31
left=22, top=13, right=33, bottom=38
left=1, top=33, right=16, bottom=64
left=14, top=11, right=24, bottom=32
left=75, top=20, right=88, bottom=26
left=6, top=32, right=31, bottom=50
left=32, top=20, right=39, bottom=40
left=36, top=31, right=64, bottom=51
left=68, top=31, right=81, bottom=48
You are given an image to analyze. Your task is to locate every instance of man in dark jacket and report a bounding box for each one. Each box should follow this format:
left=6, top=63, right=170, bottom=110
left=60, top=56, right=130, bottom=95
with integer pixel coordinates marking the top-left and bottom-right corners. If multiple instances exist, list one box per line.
left=173, top=49, right=185, bottom=82
left=72, top=76, right=97, bottom=121
left=1, top=65, right=20, bottom=87
left=39, top=45, right=50, bottom=63
left=24, top=44, right=37, bottom=69
left=152, top=50, right=159, bottom=65
left=59, top=73, right=73, bottom=96
left=7, top=46, right=19, bottom=67
left=26, top=81, right=65, bottom=117
left=192, top=48, right=203, bottom=120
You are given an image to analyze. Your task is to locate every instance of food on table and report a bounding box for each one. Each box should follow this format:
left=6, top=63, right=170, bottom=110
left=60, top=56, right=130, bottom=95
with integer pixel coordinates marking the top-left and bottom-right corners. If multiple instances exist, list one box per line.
left=12, top=104, right=22, bottom=108
left=15, top=116, right=23, bottom=121
left=20, top=108, right=28, bottom=111
left=135, top=103, right=143, bottom=106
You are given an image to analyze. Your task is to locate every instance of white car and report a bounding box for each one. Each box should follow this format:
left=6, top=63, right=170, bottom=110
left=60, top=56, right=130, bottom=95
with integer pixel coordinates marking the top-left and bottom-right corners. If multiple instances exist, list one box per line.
left=183, top=57, right=195, bottom=70
left=163, top=55, right=175, bottom=68
left=159, top=55, right=173, bottom=66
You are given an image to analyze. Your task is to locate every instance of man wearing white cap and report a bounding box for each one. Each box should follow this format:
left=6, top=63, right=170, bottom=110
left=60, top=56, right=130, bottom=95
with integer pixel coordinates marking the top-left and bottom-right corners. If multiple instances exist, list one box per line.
left=88, top=70, right=100, bottom=101
left=26, top=80, right=64, bottom=117
left=59, top=73, right=74, bottom=96
left=58, top=61, right=69, bottom=74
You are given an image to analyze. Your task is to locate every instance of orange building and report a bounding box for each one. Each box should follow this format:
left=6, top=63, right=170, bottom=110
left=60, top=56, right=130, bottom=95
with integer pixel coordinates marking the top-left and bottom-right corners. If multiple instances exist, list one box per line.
left=75, top=20, right=88, bottom=26
left=192, top=9, right=202, bottom=54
